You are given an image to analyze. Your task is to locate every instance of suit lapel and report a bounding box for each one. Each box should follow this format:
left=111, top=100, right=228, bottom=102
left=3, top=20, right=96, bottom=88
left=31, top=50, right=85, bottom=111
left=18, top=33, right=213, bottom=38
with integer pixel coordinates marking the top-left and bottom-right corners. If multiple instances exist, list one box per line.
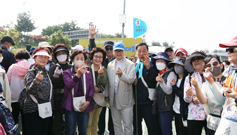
left=110, top=60, right=116, bottom=93
left=117, top=58, right=127, bottom=87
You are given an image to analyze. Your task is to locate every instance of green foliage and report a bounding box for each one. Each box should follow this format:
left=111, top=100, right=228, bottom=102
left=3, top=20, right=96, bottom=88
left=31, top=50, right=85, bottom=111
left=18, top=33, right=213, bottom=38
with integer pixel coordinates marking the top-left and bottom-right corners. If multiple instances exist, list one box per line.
left=162, top=42, right=169, bottom=47
left=152, top=41, right=161, bottom=46
left=97, top=33, right=127, bottom=38
left=114, top=33, right=127, bottom=38
left=48, top=30, right=71, bottom=47
left=42, top=25, right=62, bottom=37
left=41, top=20, right=85, bottom=37
left=15, top=11, right=36, bottom=33
left=61, top=20, right=83, bottom=32
left=0, top=28, right=21, bottom=45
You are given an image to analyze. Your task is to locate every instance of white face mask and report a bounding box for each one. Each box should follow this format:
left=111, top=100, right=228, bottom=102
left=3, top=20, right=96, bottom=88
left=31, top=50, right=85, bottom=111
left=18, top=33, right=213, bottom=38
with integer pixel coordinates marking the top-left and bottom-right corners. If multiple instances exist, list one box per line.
left=57, top=54, right=67, bottom=62
left=74, top=60, right=85, bottom=67
left=156, top=62, right=166, bottom=70
left=0, top=57, right=3, bottom=63
left=8, top=46, right=12, bottom=51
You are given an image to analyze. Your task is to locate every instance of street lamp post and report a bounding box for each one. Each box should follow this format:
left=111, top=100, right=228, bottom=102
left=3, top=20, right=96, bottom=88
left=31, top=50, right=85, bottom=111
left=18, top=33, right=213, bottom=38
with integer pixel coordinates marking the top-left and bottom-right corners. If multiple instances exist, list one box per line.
left=122, top=0, right=126, bottom=38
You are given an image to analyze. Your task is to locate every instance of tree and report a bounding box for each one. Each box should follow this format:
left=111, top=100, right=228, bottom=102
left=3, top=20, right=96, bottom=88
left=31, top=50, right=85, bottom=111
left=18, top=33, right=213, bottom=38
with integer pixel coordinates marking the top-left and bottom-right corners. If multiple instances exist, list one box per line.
left=15, top=11, right=36, bottom=34
left=61, top=20, right=83, bottom=32
left=162, top=42, right=169, bottom=47
left=48, top=30, right=71, bottom=47
left=152, top=41, right=161, bottom=46
left=0, top=28, right=21, bottom=45
left=42, top=25, right=62, bottom=37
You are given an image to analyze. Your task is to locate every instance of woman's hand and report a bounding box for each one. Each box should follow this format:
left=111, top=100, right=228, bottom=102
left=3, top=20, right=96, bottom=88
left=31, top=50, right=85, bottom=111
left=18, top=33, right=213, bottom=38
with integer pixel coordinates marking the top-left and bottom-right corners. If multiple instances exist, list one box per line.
left=204, top=67, right=214, bottom=84
left=190, top=76, right=198, bottom=87
left=156, top=74, right=163, bottom=83
left=94, top=86, right=100, bottom=93
left=76, top=66, right=86, bottom=78
left=170, top=78, right=176, bottom=86
left=98, top=66, right=105, bottom=77
left=223, top=83, right=237, bottom=99
left=192, top=96, right=200, bottom=105
left=35, top=71, right=43, bottom=84
left=79, top=101, right=90, bottom=112
left=185, top=87, right=193, bottom=96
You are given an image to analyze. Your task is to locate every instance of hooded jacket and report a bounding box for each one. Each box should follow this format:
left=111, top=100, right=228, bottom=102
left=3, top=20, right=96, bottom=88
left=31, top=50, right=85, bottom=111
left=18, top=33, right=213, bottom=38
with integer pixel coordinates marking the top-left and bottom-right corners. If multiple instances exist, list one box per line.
left=0, top=68, right=11, bottom=110
left=7, top=60, right=30, bottom=102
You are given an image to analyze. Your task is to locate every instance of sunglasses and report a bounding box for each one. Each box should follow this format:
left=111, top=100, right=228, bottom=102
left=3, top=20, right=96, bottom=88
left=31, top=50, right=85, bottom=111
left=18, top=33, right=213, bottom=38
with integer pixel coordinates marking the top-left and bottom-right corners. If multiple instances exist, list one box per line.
left=226, top=48, right=237, bottom=53
left=106, top=48, right=113, bottom=51
left=191, top=57, right=203, bottom=62
left=205, top=61, right=219, bottom=68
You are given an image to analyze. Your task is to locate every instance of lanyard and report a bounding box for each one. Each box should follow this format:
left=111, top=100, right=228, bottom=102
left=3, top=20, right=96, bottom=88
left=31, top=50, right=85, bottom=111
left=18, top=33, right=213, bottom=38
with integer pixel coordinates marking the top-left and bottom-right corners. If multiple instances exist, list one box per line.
left=91, top=64, right=101, bottom=86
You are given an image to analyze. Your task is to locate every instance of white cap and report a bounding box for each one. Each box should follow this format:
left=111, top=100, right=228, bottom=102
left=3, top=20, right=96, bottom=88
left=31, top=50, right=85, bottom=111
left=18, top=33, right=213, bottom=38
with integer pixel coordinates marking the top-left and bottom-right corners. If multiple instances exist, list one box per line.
left=71, top=45, right=84, bottom=51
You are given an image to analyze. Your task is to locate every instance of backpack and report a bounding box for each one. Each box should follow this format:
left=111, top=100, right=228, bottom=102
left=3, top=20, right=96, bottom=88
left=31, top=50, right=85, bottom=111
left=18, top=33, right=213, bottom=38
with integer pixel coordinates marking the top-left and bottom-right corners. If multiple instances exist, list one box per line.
left=0, top=103, right=17, bottom=135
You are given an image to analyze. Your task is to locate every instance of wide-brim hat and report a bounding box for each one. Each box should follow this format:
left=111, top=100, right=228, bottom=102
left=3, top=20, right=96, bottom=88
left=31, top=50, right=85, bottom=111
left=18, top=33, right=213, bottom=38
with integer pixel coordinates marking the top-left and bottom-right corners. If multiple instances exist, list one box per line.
left=184, top=51, right=206, bottom=73
left=168, top=57, right=186, bottom=69
left=219, top=36, right=237, bottom=48
left=152, top=52, right=171, bottom=65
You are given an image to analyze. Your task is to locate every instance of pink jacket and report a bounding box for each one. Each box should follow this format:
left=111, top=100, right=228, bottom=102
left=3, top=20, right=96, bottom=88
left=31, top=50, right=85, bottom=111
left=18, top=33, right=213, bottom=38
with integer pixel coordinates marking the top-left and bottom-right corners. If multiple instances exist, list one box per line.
left=7, top=60, right=30, bottom=102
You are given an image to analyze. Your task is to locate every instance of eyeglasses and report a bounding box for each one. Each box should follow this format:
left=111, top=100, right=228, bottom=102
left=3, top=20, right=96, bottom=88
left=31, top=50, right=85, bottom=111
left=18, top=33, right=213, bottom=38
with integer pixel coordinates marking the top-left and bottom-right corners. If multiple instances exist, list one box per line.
left=106, top=48, right=113, bottom=51
left=226, top=48, right=237, bottom=53
left=205, top=61, right=219, bottom=68
left=191, top=57, right=202, bottom=62
left=94, top=55, right=103, bottom=59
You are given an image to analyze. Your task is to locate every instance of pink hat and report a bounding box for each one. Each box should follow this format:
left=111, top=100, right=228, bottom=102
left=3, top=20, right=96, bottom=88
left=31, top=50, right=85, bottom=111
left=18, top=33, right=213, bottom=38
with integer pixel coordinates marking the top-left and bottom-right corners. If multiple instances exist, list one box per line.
left=219, top=36, right=237, bottom=48
left=33, top=50, right=52, bottom=60
left=175, top=48, right=187, bottom=56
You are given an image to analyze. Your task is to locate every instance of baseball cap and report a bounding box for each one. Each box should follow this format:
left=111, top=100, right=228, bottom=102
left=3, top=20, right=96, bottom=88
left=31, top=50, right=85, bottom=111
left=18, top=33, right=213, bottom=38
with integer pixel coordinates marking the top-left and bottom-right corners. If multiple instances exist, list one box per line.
left=103, top=41, right=114, bottom=48
left=29, top=47, right=36, bottom=54
left=71, top=45, right=84, bottom=51
left=219, top=36, right=237, bottom=48
left=0, top=35, right=15, bottom=45
left=113, top=42, right=125, bottom=51
left=175, top=48, right=188, bottom=56
left=164, top=47, right=173, bottom=52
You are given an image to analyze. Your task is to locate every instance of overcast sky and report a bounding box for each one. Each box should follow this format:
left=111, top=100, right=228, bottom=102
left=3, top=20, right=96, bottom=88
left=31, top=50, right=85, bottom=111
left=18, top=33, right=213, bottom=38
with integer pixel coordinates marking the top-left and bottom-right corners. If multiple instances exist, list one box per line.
left=1, top=0, right=237, bottom=52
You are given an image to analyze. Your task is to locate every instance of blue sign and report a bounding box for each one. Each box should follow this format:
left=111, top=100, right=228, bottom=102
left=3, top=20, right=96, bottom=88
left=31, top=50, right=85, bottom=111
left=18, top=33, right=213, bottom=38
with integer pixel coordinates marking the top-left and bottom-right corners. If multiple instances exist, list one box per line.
left=133, top=18, right=147, bottom=38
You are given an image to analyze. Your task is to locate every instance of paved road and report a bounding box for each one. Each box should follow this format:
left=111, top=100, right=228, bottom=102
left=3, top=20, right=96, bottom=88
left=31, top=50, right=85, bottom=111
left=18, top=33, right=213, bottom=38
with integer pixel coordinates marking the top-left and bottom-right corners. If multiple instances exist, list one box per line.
left=17, top=108, right=206, bottom=135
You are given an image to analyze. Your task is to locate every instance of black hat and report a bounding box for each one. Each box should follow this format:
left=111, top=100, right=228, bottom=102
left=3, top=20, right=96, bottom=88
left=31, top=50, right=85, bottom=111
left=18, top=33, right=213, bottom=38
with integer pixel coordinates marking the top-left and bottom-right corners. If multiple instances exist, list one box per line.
left=0, top=35, right=15, bottom=45
left=103, top=41, right=114, bottom=48
left=184, top=51, right=206, bottom=73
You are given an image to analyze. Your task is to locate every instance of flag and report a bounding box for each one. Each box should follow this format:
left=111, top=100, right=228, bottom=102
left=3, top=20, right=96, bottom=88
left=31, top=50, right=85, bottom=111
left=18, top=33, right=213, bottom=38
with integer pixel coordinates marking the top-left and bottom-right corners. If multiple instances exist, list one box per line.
left=133, top=18, right=147, bottom=38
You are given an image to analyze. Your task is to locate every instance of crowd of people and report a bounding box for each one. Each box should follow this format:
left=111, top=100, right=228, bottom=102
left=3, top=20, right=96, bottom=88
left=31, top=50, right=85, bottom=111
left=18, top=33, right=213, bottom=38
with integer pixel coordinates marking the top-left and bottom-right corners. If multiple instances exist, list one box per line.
left=0, top=24, right=236, bottom=135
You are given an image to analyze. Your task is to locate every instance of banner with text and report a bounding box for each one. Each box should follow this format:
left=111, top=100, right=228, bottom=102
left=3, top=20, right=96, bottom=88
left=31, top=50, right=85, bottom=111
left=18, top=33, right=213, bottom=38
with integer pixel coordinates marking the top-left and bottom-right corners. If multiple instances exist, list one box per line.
left=133, top=18, right=147, bottom=38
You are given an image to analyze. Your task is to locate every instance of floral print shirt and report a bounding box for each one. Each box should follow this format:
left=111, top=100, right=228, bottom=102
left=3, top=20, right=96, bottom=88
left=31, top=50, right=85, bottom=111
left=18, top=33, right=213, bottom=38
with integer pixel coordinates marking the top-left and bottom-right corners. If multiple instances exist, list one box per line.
left=184, top=71, right=206, bottom=120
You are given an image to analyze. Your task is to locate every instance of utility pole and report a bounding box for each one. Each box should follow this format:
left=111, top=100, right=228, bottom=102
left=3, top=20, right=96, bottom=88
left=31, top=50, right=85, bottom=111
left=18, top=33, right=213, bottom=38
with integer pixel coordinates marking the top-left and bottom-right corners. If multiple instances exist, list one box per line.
left=122, top=0, right=126, bottom=38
